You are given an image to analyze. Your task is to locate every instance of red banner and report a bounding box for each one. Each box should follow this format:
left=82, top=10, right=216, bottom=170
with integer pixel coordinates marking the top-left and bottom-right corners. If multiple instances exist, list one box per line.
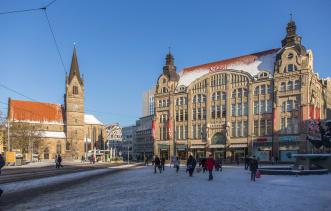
left=257, top=138, right=267, bottom=142
left=315, top=108, right=320, bottom=133
left=168, top=118, right=172, bottom=138
left=273, top=108, right=277, bottom=132
left=301, top=105, right=306, bottom=133
left=308, top=105, right=314, bottom=132
left=152, top=120, right=155, bottom=139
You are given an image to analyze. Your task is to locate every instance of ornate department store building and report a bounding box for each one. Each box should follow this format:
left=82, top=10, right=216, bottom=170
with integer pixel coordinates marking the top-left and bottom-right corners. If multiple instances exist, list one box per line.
left=153, top=20, right=331, bottom=163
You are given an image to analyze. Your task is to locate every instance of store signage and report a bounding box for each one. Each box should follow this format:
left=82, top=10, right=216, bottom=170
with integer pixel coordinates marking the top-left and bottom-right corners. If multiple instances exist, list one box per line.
left=6, top=152, right=15, bottom=163
left=176, top=141, right=186, bottom=145
left=157, top=141, right=169, bottom=145
left=210, top=65, right=228, bottom=72
left=281, top=136, right=297, bottom=141
left=257, top=138, right=267, bottom=142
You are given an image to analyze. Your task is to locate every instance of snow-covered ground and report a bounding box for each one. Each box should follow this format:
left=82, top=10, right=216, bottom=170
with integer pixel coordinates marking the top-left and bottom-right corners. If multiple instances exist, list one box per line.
left=2, top=164, right=331, bottom=210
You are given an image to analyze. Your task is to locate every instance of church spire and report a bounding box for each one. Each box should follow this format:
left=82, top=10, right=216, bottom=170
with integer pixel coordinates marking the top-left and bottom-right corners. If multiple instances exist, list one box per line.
left=68, top=44, right=83, bottom=86
left=281, top=14, right=302, bottom=48
left=163, top=47, right=179, bottom=82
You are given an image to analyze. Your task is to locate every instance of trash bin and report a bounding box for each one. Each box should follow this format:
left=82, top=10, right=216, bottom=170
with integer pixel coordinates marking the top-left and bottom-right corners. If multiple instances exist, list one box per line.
left=16, top=158, right=22, bottom=166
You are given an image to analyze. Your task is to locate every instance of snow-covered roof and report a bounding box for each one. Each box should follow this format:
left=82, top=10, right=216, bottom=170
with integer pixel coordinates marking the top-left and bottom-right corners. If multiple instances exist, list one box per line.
left=43, top=131, right=66, bottom=139
left=177, top=48, right=280, bottom=88
left=84, top=114, right=103, bottom=125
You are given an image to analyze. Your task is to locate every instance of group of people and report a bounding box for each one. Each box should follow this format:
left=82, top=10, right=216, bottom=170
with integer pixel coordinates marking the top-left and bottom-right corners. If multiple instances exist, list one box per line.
left=55, top=155, right=63, bottom=168
left=152, top=154, right=261, bottom=181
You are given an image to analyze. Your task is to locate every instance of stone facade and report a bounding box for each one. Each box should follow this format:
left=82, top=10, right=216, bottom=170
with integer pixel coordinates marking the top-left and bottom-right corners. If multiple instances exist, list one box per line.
left=154, top=20, right=331, bottom=163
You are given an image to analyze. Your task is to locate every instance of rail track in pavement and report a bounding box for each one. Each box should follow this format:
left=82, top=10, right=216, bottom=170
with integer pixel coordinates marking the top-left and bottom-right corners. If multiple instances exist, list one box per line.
left=0, top=162, right=143, bottom=184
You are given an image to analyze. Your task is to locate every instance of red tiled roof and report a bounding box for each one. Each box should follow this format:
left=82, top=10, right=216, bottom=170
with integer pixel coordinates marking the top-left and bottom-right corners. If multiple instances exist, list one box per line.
left=9, top=99, right=65, bottom=124
left=179, top=48, right=280, bottom=74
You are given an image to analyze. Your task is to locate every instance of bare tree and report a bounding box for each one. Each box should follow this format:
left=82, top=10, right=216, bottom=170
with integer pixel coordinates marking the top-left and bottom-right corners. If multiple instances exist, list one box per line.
left=66, top=131, right=80, bottom=159
left=8, top=121, right=44, bottom=154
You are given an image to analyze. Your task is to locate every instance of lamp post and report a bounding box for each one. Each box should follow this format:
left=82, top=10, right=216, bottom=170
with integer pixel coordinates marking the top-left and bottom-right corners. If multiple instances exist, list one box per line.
left=85, top=134, right=88, bottom=162
left=128, top=147, right=130, bottom=165
left=7, top=121, right=10, bottom=152
left=251, top=133, right=255, bottom=156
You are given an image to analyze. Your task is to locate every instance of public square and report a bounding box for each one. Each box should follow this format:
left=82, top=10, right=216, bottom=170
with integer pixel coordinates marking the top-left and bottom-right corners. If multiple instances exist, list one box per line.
left=1, top=163, right=330, bottom=210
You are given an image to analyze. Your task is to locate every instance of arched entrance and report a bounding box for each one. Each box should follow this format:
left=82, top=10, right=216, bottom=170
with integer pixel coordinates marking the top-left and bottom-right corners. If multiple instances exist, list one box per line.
left=210, top=133, right=227, bottom=162
left=44, top=147, right=49, bottom=159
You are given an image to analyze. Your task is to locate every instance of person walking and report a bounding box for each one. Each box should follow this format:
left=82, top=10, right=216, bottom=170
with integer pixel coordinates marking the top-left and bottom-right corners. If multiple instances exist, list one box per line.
left=55, top=155, right=59, bottom=168
left=271, top=157, right=275, bottom=165
left=201, top=157, right=207, bottom=173
left=244, top=155, right=250, bottom=170
left=144, top=157, right=148, bottom=166
left=154, top=155, right=161, bottom=173
left=215, top=156, right=221, bottom=171
left=81, top=155, right=85, bottom=163
left=57, top=155, right=63, bottom=168
left=204, top=154, right=217, bottom=181
left=151, top=157, right=154, bottom=165
left=186, top=155, right=196, bottom=177
left=275, top=156, right=279, bottom=164
left=161, top=156, right=165, bottom=171
left=236, top=157, right=240, bottom=165
left=175, top=157, right=180, bottom=173
left=0, top=154, right=6, bottom=197
left=250, top=156, right=259, bottom=181
left=92, top=156, right=96, bottom=164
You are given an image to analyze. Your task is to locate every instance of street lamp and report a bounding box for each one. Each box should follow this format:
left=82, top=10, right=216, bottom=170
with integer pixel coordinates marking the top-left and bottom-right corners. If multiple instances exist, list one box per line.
left=251, top=133, right=255, bottom=156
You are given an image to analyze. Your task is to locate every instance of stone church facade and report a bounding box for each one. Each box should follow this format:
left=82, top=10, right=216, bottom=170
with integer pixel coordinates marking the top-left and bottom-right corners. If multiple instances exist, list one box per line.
left=7, top=46, right=106, bottom=160
left=154, top=20, right=331, bottom=163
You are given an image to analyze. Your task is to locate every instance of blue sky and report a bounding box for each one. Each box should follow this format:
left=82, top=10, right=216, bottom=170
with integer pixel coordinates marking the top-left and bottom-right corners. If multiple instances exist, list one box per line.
left=0, top=0, right=330, bottom=127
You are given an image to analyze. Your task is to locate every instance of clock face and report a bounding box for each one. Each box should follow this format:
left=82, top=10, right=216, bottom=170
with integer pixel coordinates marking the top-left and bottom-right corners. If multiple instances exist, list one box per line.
left=73, top=104, right=78, bottom=110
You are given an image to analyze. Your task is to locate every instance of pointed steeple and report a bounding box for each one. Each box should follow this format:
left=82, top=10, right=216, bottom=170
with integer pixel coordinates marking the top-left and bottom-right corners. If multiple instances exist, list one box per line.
left=163, top=47, right=179, bottom=82
left=281, top=14, right=302, bottom=48
left=68, top=44, right=83, bottom=86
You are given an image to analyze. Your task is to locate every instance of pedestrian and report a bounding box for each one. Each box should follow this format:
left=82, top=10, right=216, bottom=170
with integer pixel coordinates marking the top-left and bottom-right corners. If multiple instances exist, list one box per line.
left=236, top=157, right=240, bottom=165
left=151, top=157, right=154, bottom=165
left=154, top=155, right=161, bottom=173
left=144, top=157, right=148, bottom=166
left=81, top=155, right=85, bottom=163
left=215, top=156, right=221, bottom=171
left=57, top=154, right=63, bottom=168
left=250, top=155, right=259, bottom=181
left=204, top=154, right=217, bottom=181
left=55, top=155, right=59, bottom=168
left=0, top=154, right=6, bottom=197
left=175, top=157, right=180, bottom=173
left=271, top=157, right=274, bottom=165
left=275, top=156, right=279, bottom=164
left=186, top=155, right=196, bottom=177
left=38, top=156, right=41, bottom=162
left=244, top=155, right=249, bottom=170
left=201, top=157, right=207, bottom=173
left=88, top=156, right=92, bottom=163
left=161, top=156, right=165, bottom=171
left=198, top=157, right=201, bottom=167
left=92, top=156, right=96, bottom=164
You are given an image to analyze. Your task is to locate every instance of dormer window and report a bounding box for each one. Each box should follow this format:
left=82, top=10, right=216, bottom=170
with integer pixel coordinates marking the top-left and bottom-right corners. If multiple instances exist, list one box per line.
left=284, top=64, right=298, bottom=72
left=161, top=87, right=168, bottom=93
left=260, top=72, right=268, bottom=77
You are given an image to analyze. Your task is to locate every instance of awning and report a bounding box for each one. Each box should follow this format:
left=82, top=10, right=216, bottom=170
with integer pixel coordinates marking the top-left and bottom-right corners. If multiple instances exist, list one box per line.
left=208, top=144, right=225, bottom=148
left=229, top=144, right=247, bottom=148
left=190, top=145, right=206, bottom=149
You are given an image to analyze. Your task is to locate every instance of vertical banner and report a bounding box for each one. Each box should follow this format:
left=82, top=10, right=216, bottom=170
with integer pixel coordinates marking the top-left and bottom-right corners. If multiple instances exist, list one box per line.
left=168, top=118, right=172, bottom=138
left=301, top=105, right=306, bottom=133
left=273, top=108, right=277, bottom=132
left=315, top=108, right=320, bottom=133
left=308, top=105, right=315, bottom=132
left=152, top=120, right=155, bottom=139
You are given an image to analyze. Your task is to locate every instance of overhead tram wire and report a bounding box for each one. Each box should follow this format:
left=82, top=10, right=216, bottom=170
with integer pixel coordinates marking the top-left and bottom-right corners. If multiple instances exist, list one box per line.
left=0, top=84, right=140, bottom=125
left=0, top=0, right=56, bottom=15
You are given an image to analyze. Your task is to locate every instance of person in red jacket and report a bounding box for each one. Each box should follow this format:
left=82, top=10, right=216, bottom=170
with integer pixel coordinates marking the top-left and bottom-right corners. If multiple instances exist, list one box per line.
left=204, top=154, right=217, bottom=181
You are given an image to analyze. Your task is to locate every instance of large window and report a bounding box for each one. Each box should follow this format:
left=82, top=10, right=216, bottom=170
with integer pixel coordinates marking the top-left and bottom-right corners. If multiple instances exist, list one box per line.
left=73, top=86, right=78, bottom=95
left=254, top=101, right=259, bottom=114
left=232, top=104, right=236, bottom=116
left=281, top=100, right=299, bottom=112
left=193, top=94, right=206, bottom=103
left=237, top=122, right=242, bottom=137
left=176, top=97, right=188, bottom=105
left=56, top=141, right=61, bottom=154
left=212, top=92, right=226, bottom=101
left=254, top=86, right=259, bottom=95
left=231, top=122, right=236, bottom=137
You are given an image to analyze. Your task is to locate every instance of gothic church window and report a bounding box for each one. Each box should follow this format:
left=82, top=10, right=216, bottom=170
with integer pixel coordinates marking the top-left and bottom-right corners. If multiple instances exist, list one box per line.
left=73, top=86, right=79, bottom=95
left=56, top=141, right=61, bottom=154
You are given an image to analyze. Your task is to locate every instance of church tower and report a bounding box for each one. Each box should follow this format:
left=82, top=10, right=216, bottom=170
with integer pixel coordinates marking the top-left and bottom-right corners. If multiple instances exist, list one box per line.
left=65, top=45, right=85, bottom=158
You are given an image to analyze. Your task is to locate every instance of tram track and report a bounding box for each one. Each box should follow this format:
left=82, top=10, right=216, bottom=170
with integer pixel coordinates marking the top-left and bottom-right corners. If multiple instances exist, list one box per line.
left=0, top=162, right=142, bottom=184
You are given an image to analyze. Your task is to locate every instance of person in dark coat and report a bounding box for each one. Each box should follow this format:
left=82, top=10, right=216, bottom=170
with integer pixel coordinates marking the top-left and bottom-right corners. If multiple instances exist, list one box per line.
left=154, top=155, right=161, bottom=173
left=250, top=156, right=259, bottom=181
left=186, top=155, right=196, bottom=177
left=161, top=156, right=165, bottom=171
left=204, top=154, right=217, bottom=181
left=201, top=158, right=207, bottom=173
left=0, top=154, right=6, bottom=197
left=244, top=155, right=250, bottom=170
left=215, top=157, right=221, bottom=171
left=57, top=155, right=63, bottom=168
